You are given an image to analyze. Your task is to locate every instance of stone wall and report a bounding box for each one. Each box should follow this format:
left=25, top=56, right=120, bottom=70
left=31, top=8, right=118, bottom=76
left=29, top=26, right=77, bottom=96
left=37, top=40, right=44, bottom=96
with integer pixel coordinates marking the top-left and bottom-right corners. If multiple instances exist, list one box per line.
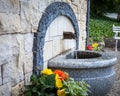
left=0, top=0, right=87, bottom=95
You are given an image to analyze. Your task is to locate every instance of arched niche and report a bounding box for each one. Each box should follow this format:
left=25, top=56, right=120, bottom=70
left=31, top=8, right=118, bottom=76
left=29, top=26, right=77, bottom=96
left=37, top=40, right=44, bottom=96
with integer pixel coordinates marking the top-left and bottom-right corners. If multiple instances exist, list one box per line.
left=33, top=2, right=80, bottom=74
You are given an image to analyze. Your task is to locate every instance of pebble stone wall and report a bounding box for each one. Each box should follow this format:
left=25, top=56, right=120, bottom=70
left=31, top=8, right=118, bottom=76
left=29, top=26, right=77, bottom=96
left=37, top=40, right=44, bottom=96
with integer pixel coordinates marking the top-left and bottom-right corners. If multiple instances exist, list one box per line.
left=0, top=0, right=87, bottom=96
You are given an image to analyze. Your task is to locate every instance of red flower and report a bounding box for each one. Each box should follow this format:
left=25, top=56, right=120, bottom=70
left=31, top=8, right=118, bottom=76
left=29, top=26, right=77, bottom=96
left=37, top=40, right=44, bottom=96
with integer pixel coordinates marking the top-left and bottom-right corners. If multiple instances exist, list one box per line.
left=87, top=45, right=92, bottom=51
left=54, top=70, right=69, bottom=80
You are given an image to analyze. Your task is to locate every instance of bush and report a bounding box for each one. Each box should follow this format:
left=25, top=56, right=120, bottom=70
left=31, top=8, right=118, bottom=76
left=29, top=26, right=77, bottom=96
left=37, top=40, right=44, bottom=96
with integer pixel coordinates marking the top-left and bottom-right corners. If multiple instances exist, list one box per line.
left=90, top=17, right=120, bottom=42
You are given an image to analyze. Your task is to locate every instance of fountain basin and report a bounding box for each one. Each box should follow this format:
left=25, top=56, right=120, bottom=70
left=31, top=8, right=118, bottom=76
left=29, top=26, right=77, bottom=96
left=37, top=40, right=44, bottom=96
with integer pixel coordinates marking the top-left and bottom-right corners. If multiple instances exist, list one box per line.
left=48, top=50, right=117, bottom=96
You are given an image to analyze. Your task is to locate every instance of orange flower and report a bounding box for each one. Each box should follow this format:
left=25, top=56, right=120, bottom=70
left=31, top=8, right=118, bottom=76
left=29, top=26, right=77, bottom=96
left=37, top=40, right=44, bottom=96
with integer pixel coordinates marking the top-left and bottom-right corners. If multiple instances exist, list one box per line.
left=54, top=70, right=69, bottom=80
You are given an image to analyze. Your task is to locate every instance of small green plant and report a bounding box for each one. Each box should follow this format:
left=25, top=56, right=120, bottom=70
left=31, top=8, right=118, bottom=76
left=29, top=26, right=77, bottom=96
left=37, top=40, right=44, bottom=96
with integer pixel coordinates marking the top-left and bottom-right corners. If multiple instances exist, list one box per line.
left=25, top=69, right=90, bottom=96
left=63, top=78, right=89, bottom=96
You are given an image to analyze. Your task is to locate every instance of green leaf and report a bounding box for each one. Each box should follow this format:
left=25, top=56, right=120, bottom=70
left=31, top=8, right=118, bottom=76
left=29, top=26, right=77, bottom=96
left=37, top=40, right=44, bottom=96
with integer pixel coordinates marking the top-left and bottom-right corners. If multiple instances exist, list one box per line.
left=25, top=91, right=32, bottom=96
left=30, top=75, right=38, bottom=85
left=32, top=87, right=37, bottom=93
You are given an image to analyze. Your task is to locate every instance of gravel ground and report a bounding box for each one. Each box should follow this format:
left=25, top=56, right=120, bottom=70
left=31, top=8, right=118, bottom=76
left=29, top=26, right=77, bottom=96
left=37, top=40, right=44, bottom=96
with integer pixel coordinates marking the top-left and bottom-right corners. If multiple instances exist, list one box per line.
left=105, top=48, right=120, bottom=96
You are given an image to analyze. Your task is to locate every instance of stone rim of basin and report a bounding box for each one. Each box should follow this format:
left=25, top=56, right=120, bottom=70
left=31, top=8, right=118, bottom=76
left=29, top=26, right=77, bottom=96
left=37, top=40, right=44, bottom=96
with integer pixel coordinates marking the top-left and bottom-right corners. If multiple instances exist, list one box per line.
left=48, top=50, right=117, bottom=69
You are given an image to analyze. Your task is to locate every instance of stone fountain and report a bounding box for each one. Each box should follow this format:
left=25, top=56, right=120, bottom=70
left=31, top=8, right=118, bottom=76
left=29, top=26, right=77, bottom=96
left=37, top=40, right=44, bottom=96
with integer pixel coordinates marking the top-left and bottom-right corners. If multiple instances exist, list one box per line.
left=32, top=2, right=117, bottom=96
left=48, top=50, right=117, bottom=96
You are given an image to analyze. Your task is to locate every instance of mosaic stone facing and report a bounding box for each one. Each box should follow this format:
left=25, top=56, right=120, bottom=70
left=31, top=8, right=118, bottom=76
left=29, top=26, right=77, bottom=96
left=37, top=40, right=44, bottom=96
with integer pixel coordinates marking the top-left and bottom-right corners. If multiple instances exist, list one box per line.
left=48, top=50, right=117, bottom=96
left=33, top=2, right=80, bottom=74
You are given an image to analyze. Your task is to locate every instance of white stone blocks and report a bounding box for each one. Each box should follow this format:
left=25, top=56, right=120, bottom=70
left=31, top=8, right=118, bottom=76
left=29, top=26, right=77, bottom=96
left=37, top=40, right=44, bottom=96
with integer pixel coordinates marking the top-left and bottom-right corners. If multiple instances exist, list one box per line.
left=20, top=0, right=32, bottom=32
left=24, top=33, right=34, bottom=54
left=0, top=83, right=11, bottom=96
left=0, top=33, right=33, bottom=86
left=0, top=0, right=19, bottom=14
left=38, top=0, right=50, bottom=13
left=64, top=39, right=75, bottom=50
left=57, top=16, right=64, bottom=36
left=52, top=37, right=61, bottom=57
left=0, top=67, right=2, bottom=85
left=24, top=72, right=32, bottom=85
left=43, top=61, right=48, bottom=69
left=71, top=4, right=78, bottom=14
left=43, top=41, right=53, bottom=61
left=31, top=13, right=42, bottom=32
left=2, top=64, right=11, bottom=84
left=24, top=34, right=33, bottom=74
left=79, top=36, right=86, bottom=50
left=31, top=0, right=43, bottom=32
left=0, top=13, right=21, bottom=34
left=45, top=27, right=51, bottom=42
left=64, top=17, right=75, bottom=33
left=12, top=81, right=25, bottom=96
left=24, top=53, right=33, bottom=74
left=0, top=35, right=12, bottom=66
left=10, top=57, right=24, bottom=86
left=44, top=15, right=77, bottom=67
left=49, top=18, right=58, bottom=37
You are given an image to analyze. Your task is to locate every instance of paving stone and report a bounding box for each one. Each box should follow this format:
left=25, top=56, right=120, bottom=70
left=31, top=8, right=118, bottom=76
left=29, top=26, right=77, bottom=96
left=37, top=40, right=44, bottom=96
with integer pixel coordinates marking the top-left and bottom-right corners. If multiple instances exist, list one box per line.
left=105, top=49, right=120, bottom=96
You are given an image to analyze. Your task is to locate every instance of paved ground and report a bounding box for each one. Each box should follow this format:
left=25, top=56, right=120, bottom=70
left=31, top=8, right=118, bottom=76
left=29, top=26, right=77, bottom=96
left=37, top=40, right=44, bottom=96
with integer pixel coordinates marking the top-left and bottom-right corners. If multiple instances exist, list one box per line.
left=105, top=48, right=120, bottom=96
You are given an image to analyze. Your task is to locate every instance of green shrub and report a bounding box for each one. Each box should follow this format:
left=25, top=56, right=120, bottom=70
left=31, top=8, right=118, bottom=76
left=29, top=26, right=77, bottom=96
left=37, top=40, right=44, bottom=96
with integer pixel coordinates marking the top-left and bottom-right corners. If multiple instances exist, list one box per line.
left=90, top=17, right=120, bottom=42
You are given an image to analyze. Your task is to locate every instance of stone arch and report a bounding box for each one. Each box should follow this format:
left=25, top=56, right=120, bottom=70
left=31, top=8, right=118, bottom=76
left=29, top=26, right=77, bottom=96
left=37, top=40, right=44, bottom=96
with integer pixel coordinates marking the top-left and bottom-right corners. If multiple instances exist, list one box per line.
left=33, top=2, right=80, bottom=74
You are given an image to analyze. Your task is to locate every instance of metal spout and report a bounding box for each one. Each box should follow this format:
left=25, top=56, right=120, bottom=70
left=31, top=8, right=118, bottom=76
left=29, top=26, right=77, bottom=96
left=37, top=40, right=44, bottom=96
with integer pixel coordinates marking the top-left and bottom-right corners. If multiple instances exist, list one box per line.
left=63, top=32, right=76, bottom=39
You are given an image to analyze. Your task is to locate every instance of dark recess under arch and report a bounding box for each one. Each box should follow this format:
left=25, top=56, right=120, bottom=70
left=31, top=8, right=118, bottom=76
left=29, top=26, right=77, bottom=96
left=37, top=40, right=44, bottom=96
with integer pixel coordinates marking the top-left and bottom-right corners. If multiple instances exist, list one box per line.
left=33, top=2, right=80, bottom=75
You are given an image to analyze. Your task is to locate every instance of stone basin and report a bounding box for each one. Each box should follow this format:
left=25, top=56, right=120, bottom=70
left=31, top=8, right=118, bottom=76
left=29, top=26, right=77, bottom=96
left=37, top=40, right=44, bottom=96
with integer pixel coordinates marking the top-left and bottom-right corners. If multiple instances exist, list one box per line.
left=48, top=50, right=117, bottom=96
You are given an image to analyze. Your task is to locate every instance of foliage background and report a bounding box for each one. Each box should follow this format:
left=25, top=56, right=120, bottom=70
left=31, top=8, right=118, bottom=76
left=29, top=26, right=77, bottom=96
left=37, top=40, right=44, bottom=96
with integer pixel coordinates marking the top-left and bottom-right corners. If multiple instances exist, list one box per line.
left=90, top=0, right=120, bottom=42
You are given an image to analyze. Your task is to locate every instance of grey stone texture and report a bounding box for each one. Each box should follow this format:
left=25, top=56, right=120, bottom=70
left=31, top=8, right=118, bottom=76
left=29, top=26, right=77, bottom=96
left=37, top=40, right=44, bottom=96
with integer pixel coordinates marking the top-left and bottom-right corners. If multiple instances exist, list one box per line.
left=48, top=50, right=117, bottom=96
left=0, top=83, right=11, bottom=96
left=0, top=33, right=33, bottom=90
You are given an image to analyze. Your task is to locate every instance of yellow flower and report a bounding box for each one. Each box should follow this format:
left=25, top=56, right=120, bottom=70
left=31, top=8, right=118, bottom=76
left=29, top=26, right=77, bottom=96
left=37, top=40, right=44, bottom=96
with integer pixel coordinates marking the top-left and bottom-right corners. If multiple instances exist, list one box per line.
left=41, top=69, right=53, bottom=75
left=55, top=74, right=63, bottom=88
left=92, top=42, right=98, bottom=48
left=57, top=89, right=66, bottom=96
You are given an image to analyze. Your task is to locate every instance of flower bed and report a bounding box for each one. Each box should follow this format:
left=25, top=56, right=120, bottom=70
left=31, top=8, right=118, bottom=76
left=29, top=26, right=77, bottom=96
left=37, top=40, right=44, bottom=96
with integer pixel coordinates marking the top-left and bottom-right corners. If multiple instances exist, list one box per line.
left=86, top=42, right=103, bottom=51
